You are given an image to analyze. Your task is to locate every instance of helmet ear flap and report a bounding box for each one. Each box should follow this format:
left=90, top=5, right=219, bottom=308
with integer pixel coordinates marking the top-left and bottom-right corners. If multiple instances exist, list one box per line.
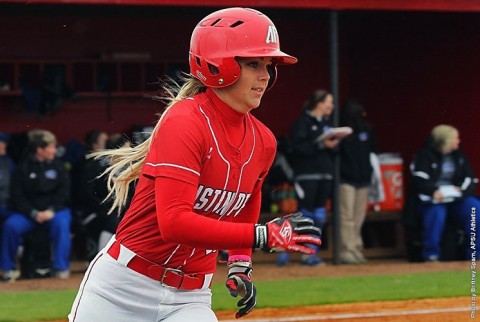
left=190, top=52, right=241, bottom=87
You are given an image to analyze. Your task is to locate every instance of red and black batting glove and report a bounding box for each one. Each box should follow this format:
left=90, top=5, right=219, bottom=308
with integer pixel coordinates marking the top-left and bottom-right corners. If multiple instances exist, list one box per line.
left=225, top=261, right=256, bottom=319
left=254, top=212, right=321, bottom=254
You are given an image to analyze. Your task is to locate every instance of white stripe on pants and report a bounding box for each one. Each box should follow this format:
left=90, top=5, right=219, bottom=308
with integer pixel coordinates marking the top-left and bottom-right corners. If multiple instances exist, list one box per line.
left=69, top=239, right=217, bottom=322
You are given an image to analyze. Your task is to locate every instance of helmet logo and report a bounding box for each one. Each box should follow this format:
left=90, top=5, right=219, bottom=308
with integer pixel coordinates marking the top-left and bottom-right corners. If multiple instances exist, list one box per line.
left=266, top=25, right=279, bottom=44
left=196, top=70, right=207, bottom=81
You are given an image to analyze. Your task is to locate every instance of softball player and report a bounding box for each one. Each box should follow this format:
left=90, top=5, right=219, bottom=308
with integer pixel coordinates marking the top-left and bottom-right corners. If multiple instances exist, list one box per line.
left=69, top=7, right=321, bottom=322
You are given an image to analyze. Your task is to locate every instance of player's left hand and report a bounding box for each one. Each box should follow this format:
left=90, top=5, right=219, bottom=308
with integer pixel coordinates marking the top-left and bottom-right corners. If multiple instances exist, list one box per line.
left=254, top=212, right=321, bottom=254
left=225, top=261, right=256, bottom=319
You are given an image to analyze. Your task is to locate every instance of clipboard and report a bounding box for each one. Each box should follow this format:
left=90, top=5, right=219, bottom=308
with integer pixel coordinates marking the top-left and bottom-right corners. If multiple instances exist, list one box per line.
left=314, top=126, right=353, bottom=143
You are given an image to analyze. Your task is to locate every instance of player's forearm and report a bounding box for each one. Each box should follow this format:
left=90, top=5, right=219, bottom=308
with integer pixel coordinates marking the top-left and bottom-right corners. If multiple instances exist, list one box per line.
left=155, top=177, right=255, bottom=250
left=159, top=209, right=255, bottom=250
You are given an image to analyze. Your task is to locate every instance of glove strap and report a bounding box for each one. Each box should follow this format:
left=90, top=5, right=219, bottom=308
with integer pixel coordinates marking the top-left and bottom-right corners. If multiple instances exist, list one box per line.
left=227, top=260, right=253, bottom=278
left=254, top=224, right=268, bottom=251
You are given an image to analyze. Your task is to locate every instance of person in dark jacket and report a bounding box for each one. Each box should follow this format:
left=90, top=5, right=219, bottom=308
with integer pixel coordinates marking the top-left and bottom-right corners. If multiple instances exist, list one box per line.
left=79, top=133, right=133, bottom=254
left=278, top=89, right=337, bottom=266
left=338, top=100, right=377, bottom=264
left=71, top=129, right=109, bottom=260
left=1, top=130, right=71, bottom=281
left=410, top=124, right=480, bottom=262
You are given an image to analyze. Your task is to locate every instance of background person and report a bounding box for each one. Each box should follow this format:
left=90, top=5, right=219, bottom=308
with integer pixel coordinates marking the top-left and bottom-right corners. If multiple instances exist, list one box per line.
left=90, top=133, right=133, bottom=252
left=278, top=89, right=337, bottom=267
left=1, top=129, right=71, bottom=281
left=409, top=124, right=480, bottom=262
left=0, top=132, right=15, bottom=219
left=0, top=132, right=15, bottom=255
left=68, top=7, right=320, bottom=322
left=72, top=129, right=111, bottom=259
left=71, top=129, right=108, bottom=204
left=338, top=99, right=377, bottom=264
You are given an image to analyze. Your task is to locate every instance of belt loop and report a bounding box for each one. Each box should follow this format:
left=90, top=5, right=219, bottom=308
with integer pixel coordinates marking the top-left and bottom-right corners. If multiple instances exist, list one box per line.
left=203, top=273, right=214, bottom=289
left=117, top=244, right=136, bottom=267
left=102, top=235, right=117, bottom=254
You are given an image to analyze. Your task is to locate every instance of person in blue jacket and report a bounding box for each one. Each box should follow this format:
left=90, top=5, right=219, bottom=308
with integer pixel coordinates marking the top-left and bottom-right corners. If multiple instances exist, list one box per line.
left=1, top=129, right=71, bottom=281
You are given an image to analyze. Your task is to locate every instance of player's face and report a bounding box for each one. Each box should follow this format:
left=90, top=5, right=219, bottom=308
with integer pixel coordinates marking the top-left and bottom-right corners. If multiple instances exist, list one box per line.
left=213, top=57, right=272, bottom=114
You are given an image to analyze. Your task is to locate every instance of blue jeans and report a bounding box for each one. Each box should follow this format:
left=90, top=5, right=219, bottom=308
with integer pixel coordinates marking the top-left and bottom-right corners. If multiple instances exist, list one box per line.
left=0, top=208, right=72, bottom=271
left=301, top=207, right=326, bottom=253
left=417, top=196, right=480, bottom=260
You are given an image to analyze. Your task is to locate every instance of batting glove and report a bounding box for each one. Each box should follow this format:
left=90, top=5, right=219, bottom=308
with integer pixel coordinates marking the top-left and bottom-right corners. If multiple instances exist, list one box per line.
left=254, top=212, right=321, bottom=254
left=225, top=261, right=256, bottom=319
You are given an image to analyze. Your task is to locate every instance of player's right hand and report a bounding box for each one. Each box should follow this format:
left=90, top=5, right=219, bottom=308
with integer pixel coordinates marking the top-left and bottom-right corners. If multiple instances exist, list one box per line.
left=254, top=212, right=321, bottom=254
left=225, top=261, right=256, bottom=319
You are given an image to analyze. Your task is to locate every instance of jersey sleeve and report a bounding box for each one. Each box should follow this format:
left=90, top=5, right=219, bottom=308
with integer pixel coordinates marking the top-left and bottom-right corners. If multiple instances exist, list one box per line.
left=155, top=176, right=255, bottom=250
left=143, top=104, right=206, bottom=184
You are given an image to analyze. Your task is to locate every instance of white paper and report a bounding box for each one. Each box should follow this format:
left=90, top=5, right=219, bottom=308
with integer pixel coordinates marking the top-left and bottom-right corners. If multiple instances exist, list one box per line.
left=314, top=126, right=353, bottom=143
left=439, top=185, right=462, bottom=198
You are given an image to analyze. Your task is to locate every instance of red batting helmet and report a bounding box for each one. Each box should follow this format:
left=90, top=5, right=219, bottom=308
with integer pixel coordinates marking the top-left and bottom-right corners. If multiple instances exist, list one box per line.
left=189, top=7, right=297, bottom=89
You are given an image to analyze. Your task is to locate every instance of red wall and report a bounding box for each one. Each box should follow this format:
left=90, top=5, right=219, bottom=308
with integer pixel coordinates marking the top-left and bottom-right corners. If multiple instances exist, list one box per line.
left=339, top=11, right=480, bottom=178
left=1, top=5, right=479, bottom=185
left=0, top=5, right=329, bottom=144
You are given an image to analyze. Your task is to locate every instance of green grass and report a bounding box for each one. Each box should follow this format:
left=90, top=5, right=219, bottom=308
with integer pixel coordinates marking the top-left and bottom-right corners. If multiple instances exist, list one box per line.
left=0, top=270, right=470, bottom=321
left=0, top=290, right=77, bottom=322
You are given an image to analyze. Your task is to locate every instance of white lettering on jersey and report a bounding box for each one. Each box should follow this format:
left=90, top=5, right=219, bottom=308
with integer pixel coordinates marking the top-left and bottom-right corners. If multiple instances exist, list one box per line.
left=230, top=193, right=252, bottom=216
left=194, top=185, right=251, bottom=217
left=215, top=191, right=235, bottom=214
left=195, top=186, right=214, bottom=209
left=204, top=189, right=223, bottom=212
left=266, top=25, right=278, bottom=44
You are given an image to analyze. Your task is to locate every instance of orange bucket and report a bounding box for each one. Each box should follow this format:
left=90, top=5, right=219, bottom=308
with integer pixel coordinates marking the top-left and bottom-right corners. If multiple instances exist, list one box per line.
left=375, top=154, right=404, bottom=211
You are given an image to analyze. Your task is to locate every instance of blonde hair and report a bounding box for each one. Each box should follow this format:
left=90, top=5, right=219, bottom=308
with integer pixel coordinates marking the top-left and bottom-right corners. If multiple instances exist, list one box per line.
left=431, top=124, right=459, bottom=154
left=91, top=75, right=206, bottom=214
left=27, top=129, right=57, bottom=149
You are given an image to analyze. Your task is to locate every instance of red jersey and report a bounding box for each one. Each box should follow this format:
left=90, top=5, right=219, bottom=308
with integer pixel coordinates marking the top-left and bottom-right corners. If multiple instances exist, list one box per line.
left=116, top=88, right=276, bottom=275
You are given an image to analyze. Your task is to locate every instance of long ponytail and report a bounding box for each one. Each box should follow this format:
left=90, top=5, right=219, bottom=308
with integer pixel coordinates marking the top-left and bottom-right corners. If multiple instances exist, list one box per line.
left=91, top=75, right=206, bottom=214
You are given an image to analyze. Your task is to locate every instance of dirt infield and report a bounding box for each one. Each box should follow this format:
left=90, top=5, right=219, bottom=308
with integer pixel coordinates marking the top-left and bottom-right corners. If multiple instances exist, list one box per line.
left=214, top=260, right=471, bottom=321
left=3, top=259, right=471, bottom=321
left=215, top=297, right=470, bottom=321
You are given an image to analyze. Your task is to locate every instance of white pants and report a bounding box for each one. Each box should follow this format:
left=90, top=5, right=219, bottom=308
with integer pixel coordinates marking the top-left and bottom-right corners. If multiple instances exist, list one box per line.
left=69, top=238, right=217, bottom=322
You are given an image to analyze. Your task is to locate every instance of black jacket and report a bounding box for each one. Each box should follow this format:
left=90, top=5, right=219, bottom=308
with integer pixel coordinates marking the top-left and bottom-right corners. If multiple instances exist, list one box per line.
left=0, top=155, right=15, bottom=208
left=403, top=141, right=478, bottom=262
left=11, top=155, right=70, bottom=218
left=290, top=112, right=335, bottom=177
left=410, top=144, right=477, bottom=202
left=77, top=156, right=133, bottom=233
left=339, top=125, right=376, bottom=186
left=78, top=156, right=110, bottom=216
